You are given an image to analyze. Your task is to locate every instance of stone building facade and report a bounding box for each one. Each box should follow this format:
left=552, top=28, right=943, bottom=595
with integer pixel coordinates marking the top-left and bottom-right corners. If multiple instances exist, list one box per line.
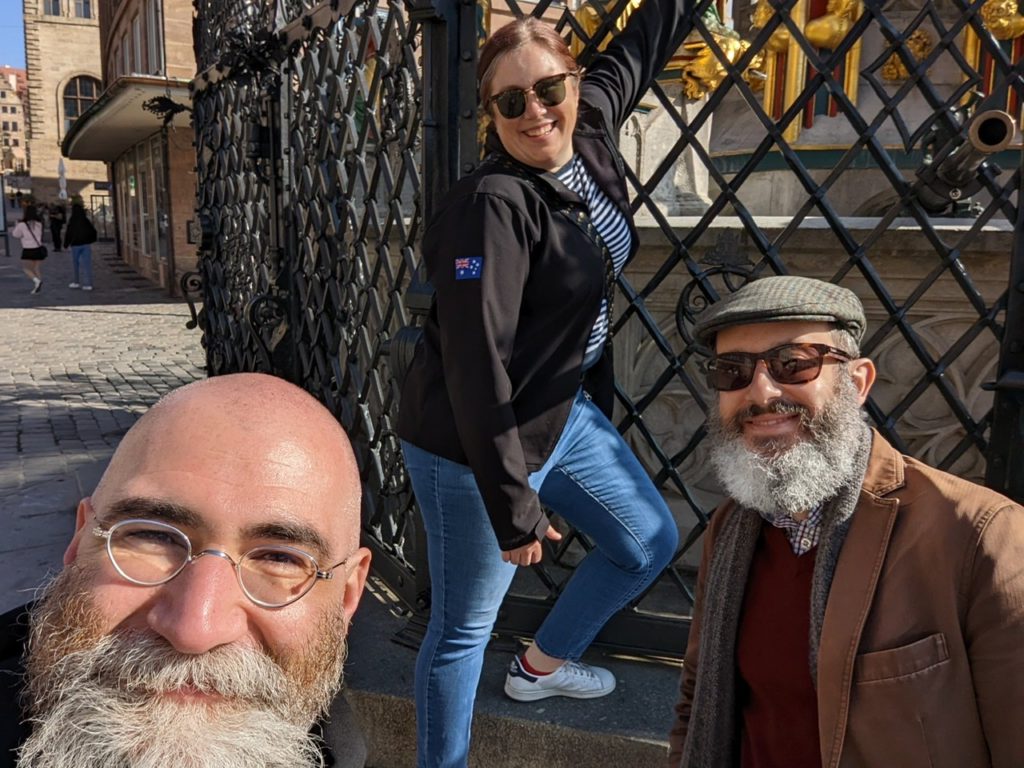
left=22, top=0, right=107, bottom=205
left=62, top=0, right=197, bottom=293
left=0, top=66, right=29, bottom=175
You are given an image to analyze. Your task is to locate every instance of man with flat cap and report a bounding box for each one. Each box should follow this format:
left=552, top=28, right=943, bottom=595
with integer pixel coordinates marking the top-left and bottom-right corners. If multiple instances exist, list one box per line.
left=0, top=373, right=372, bottom=768
left=667, top=276, right=1024, bottom=768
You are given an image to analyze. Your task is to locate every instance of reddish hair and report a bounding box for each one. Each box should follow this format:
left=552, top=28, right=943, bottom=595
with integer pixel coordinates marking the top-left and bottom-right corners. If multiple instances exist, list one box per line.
left=477, top=18, right=578, bottom=106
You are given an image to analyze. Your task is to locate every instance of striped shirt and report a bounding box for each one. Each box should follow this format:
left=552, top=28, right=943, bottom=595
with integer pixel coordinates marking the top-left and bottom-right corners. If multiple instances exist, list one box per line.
left=760, top=504, right=824, bottom=556
left=555, top=155, right=632, bottom=369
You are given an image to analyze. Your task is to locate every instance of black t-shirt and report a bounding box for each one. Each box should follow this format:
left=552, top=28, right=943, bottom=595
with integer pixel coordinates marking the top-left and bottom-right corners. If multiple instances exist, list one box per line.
left=0, top=604, right=367, bottom=767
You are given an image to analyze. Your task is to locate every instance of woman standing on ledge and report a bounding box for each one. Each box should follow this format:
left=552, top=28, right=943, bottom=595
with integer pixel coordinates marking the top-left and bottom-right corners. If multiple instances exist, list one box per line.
left=398, top=2, right=692, bottom=764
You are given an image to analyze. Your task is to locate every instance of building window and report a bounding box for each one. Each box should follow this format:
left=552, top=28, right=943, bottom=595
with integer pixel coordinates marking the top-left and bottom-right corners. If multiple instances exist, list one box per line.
left=44, top=0, right=61, bottom=15
left=146, top=0, right=164, bottom=75
left=63, top=75, right=100, bottom=134
left=132, top=15, right=142, bottom=73
left=1, top=106, right=6, bottom=113
left=121, top=34, right=130, bottom=75
left=12, top=138, right=18, bottom=146
left=9, top=105, right=15, bottom=113
left=75, top=0, right=92, bottom=17
left=1, top=121, right=8, bottom=131
left=10, top=121, right=16, bottom=131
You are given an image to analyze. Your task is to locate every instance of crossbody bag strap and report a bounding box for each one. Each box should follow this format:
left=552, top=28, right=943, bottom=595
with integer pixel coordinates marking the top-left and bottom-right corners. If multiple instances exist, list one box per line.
left=480, top=154, right=617, bottom=333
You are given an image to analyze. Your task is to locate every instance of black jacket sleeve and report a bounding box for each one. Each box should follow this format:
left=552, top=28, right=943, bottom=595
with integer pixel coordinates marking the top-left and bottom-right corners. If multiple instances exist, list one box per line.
left=583, top=0, right=695, bottom=133
left=423, top=190, right=550, bottom=550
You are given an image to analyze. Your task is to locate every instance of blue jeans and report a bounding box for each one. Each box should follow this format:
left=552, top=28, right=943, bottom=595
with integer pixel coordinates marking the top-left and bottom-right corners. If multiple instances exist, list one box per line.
left=402, top=389, right=678, bottom=768
left=71, top=244, right=93, bottom=286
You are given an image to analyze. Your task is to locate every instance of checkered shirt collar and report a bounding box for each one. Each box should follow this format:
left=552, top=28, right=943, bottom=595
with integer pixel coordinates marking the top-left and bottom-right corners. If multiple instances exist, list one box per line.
left=759, top=504, right=824, bottom=556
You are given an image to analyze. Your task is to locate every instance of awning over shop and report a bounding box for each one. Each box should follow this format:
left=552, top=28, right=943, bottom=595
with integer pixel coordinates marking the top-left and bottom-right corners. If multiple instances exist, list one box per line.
left=62, top=77, right=192, bottom=162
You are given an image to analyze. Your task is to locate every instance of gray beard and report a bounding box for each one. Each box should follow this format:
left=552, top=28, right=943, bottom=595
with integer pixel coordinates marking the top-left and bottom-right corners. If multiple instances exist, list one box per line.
left=18, top=574, right=348, bottom=768
left=18, top=689, right=327, bottom=768
left=707, top=373, right=868, bottom=521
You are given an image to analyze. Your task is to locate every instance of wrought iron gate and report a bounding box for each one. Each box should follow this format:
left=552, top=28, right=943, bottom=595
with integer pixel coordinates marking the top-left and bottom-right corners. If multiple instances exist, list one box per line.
left=190, top=0, right=1024, bottom=657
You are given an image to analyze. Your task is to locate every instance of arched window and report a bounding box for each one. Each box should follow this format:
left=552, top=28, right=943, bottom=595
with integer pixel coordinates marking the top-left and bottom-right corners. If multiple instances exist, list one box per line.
left=63, top=76, right=100, bottom=134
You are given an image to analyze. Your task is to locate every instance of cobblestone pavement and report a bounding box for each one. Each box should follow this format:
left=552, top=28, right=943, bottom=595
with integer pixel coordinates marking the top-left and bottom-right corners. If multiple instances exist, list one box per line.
left=1, top=229, right=205, bottom=611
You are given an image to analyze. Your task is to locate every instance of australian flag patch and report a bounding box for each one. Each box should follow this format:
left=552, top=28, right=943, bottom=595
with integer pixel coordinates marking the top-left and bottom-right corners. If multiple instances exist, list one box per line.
left=454, top=256, right=483, bottom=281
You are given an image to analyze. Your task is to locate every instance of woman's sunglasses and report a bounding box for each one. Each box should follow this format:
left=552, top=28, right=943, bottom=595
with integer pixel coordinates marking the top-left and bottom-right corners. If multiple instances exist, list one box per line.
left=486, top=72, right=578, bottom=120
left=705, top=343, right=853, bottom=392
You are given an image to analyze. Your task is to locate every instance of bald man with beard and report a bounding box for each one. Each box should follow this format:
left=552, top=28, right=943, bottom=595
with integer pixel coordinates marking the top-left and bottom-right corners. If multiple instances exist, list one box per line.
left=0, top=374, right=372, bottom=768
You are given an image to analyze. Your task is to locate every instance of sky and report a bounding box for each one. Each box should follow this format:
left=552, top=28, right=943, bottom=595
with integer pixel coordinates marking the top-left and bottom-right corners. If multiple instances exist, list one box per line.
left=0, top=0, right=26, bottom=70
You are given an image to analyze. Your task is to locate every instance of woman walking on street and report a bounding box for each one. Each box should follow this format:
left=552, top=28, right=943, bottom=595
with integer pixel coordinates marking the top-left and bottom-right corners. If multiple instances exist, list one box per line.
left=63, top=200, right=98, bottom=290
left=397, top=3, right=691, bottom=765
left=12, top=204, right=47, bottom=294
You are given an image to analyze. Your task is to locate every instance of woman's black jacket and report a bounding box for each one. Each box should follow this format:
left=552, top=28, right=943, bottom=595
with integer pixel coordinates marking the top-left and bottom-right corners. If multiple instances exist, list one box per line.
left=63, top=209, right=97, bottom=248
left=397, top=0, right=693, bottom=550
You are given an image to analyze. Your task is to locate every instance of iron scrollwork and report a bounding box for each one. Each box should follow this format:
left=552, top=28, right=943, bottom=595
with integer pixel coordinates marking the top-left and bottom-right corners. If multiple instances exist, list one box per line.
left=675, top=265, right=755, bottom=350
left=179, top=271, right=205, bottom=331
left=245, top=292, right=291, bottom=374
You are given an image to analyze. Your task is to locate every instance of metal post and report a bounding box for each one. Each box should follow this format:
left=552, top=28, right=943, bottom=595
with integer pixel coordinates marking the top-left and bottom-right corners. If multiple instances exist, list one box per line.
left=409, top=0, right=460, bottom=226
left=984, top=148, right=1024, bottom=503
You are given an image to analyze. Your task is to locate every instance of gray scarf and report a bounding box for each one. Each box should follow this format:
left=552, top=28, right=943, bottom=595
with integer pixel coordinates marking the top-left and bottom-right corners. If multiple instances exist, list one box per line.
left=680, top=424, right=873, bottom=768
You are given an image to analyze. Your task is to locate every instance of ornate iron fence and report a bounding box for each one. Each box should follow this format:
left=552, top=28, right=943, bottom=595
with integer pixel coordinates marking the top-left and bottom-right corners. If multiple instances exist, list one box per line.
left=190, top=0, right=1024, bottom=656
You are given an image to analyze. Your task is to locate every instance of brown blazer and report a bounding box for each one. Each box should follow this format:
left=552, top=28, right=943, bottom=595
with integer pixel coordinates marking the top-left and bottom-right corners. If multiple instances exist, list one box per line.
left=668, top=432, right=1024, bottom=768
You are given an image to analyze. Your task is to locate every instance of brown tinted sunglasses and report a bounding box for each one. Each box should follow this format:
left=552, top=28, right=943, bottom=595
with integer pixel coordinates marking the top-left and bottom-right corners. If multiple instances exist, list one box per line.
left=705, top=343, right=852, bottom=392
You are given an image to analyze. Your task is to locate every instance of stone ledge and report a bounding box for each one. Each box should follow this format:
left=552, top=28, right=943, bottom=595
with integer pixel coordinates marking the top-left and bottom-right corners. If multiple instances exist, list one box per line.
left=345, top=582, right=681, bottom=768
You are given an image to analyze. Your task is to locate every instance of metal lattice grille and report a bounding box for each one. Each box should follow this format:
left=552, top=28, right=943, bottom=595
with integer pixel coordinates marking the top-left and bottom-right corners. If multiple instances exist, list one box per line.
left=192, top=73, right=282, bottom=376
left=279, top=0, right=425, bottom=603
left=194, top=0, right=275, bottom=71
left=488, top=0, right=1022, bottom=653
left=191, top=0, right=1022, bottom=656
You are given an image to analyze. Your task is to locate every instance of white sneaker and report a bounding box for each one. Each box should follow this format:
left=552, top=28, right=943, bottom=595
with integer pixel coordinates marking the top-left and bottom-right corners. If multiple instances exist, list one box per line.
left=504, top=656, right=616, bottom=702
left=30, top=278, right=42, bottom=294
left=68, top=282, right=80, bottom=288
left=81, top=285, right=93, bottom=291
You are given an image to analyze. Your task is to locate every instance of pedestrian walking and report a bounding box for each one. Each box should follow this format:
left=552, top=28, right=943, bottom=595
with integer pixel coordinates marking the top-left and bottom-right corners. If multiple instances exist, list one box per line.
left=12, top=204, right=47, bottom=294
left=48, top=203, right=66, bottom=252
left=63, top=200, right=97, bottom=290
left=396, top=3, right=691, bottom=765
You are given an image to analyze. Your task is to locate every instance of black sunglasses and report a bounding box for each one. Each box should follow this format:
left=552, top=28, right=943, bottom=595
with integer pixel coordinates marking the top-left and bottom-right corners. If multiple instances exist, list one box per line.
left=705, top=343, right=853, bottom=392
left=486, top=72, right=578, bottom=120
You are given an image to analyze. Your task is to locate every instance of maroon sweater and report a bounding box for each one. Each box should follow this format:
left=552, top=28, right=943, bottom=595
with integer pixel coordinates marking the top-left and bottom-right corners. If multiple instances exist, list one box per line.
left=736, top=524, right=821, bottom=768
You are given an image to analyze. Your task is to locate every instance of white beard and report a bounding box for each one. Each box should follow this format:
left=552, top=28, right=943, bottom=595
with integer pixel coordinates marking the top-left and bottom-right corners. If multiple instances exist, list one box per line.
left=19, top=587, right=348, bottom=768
left=18, top=692, right=326, bottom=768
left=707, top=373, right=868, bottom=521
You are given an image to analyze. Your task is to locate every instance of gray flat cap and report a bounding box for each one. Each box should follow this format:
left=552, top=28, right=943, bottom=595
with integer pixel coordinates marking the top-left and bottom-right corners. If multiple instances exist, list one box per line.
left=694, top=276, right=866, bottom=346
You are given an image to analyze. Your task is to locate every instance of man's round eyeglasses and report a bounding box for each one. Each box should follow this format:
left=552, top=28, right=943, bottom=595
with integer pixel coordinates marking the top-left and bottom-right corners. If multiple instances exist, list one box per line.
left=93, top=518, right=350, bottom=608
left=705, top=342, right=853, bottom=392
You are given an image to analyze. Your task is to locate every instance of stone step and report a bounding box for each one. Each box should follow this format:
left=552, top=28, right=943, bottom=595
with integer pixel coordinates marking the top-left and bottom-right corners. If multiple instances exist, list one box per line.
left=346, top=581, right=681, bottom=768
